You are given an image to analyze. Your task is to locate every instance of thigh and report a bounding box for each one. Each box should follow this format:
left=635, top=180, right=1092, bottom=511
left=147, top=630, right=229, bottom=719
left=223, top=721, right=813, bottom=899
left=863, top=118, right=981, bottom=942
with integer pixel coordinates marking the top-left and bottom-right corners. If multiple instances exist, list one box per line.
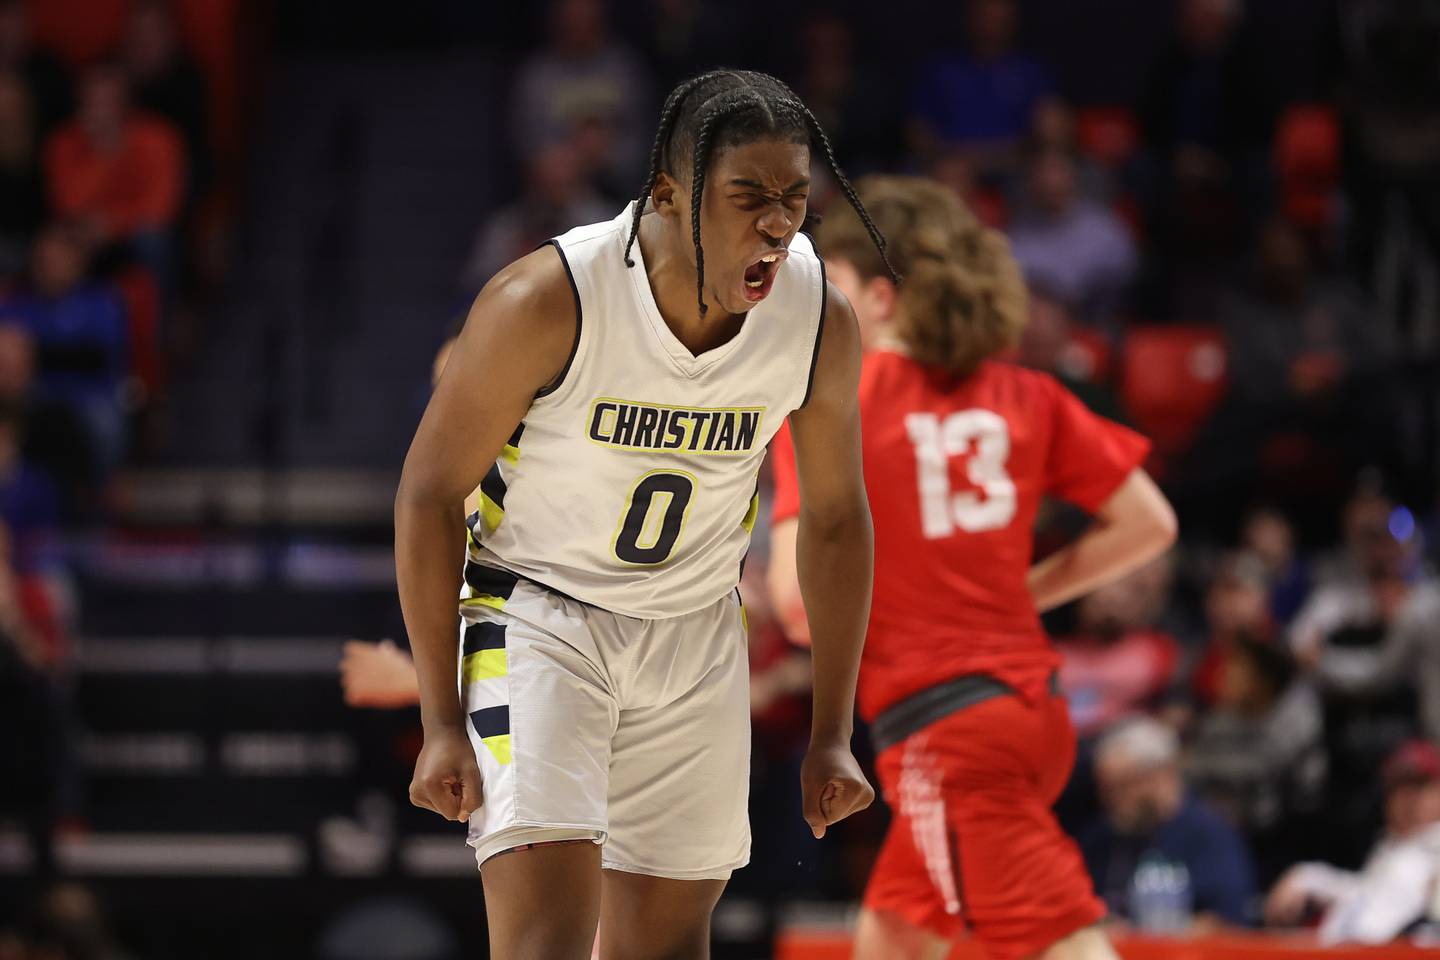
left=603, top=597, right=751, bottom=880
left=462, top=582, right=619, bottom=866
left=853, top=907, right=953, bottom=960
left=482, top=840, right=603, bottom=960
left=933, top=698, right=1105, bottom=960
left=597, top=869, right=726, bottom=960
left=860, top=782, right=964, bottom=945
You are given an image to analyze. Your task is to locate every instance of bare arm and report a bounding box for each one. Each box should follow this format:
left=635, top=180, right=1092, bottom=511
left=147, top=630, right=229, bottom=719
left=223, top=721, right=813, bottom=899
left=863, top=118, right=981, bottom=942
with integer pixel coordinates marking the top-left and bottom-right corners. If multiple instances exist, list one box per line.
left=766, top=517, right=808, bottom=644
left=786, top=283, right=875, bottom=837
left=395, top=246, right=576, bottom=820
left=1027, top=468, right=1177, bottom=613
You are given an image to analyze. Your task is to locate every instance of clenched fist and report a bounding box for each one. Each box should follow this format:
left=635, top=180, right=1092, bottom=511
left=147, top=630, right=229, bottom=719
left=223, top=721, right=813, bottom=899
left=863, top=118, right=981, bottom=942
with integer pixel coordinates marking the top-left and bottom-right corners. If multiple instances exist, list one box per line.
left=409, top=726, right=483, bottom=823
left=800, top=739, right=875, bottom=839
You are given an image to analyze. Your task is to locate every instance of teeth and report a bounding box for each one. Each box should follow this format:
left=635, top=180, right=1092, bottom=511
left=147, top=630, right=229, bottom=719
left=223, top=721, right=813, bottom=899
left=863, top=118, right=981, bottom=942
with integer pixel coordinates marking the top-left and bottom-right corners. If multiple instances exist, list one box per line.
left=761, top=255, right=778, bottom=263
left=746, top=280, right=763, bottom=288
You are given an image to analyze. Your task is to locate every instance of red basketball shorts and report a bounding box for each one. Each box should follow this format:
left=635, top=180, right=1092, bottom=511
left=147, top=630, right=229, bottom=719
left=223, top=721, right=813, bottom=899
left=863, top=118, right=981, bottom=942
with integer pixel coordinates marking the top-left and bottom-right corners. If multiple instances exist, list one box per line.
left=863, top=689, right=1105, bottom=960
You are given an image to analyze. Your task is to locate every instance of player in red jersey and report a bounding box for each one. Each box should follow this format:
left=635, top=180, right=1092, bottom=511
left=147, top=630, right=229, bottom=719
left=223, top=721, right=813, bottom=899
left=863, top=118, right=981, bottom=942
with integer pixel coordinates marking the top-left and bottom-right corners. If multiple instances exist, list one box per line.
left=768, top=176, right=1177, bottom=960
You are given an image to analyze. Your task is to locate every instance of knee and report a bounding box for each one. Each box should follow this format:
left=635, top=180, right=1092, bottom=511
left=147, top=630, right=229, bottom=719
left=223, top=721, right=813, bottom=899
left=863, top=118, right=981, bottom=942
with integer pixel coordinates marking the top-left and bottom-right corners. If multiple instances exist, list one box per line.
left=600, top=916, right=710, bottom=960
left=505, top=924, right=597, bottom=960
left=1035, top=924, right=1119, bottom=960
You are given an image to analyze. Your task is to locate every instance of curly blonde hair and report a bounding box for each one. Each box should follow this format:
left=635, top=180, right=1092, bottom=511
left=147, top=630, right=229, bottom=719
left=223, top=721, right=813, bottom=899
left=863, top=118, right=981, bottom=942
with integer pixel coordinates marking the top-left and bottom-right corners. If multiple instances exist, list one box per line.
left=815, top=175, right=1027, bottom=378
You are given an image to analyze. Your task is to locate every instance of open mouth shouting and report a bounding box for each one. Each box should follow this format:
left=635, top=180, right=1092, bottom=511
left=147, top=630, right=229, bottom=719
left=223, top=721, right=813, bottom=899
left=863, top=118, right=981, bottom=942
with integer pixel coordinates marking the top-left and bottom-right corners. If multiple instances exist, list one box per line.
left=741, top=248, right=789, bottom=304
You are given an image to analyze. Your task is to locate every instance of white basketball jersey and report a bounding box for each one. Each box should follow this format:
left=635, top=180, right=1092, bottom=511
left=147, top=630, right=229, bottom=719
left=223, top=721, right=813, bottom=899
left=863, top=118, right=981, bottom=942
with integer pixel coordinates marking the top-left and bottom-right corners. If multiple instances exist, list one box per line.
left=466, top=203, right=827, bottom=619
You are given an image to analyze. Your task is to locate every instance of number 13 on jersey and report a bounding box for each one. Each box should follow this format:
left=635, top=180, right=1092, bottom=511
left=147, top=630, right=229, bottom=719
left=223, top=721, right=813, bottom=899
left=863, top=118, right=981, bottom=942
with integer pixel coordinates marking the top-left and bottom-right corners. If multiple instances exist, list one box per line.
left=905, top=410, right=1017, bottom=537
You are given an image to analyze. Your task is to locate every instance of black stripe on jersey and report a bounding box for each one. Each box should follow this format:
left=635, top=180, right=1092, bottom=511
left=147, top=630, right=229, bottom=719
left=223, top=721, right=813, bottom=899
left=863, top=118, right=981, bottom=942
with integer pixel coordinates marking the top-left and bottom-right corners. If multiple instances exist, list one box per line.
left=463, top=560, right=520, bottom=602
left=480, top=464, right=508, bottom=509
left=470, top=704, right=510, bottom=739
left=462, top=620, right=507, bottom=656
left=535, top=240, right=582, bottom=400
left=801, top=256, right=828, bottom=408
left=507, top=422, right=525, bottom=448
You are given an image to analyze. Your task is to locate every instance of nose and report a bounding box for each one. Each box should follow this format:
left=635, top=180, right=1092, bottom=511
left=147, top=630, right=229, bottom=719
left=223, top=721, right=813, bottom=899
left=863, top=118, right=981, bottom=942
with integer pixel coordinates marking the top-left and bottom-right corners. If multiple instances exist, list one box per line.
left=757, top=204, right=792, bottom=241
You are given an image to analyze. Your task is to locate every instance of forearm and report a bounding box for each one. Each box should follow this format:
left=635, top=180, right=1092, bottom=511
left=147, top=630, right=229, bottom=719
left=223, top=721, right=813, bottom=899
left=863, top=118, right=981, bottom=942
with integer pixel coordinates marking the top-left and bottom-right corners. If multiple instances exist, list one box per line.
left=1028, top=514, right=1171, bottom=612
left=797, top=507, right=873, bottom=742
left=394, top=486, right=468, bottom=731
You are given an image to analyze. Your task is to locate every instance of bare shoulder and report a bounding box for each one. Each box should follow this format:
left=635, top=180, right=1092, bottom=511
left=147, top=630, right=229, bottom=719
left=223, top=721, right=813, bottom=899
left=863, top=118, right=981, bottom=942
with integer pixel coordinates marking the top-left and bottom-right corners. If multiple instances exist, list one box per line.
left=456, top=244, right=578, bottom=389
left=469, top=244, right=577, bottom=341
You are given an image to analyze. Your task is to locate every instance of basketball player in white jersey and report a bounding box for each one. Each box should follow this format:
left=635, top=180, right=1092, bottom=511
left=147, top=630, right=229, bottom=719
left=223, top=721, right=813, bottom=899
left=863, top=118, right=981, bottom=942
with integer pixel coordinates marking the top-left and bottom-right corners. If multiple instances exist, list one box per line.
left=394, top=70, right=896, bottom=959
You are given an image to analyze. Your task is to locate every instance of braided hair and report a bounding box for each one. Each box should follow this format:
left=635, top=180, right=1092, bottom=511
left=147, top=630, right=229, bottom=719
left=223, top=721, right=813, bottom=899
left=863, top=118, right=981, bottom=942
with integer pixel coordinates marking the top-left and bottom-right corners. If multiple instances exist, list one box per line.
left=623, top=69, right=895, bottom=317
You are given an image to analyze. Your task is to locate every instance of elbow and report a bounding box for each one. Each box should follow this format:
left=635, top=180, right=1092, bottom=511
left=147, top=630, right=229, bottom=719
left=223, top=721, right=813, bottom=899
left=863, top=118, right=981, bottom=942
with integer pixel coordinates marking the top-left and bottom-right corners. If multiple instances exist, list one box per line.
left=393, top=468, right=451, bottom=522
left=800, top=499, right=873, bottom=544
left=1149, top=496, right=1179, bottom=552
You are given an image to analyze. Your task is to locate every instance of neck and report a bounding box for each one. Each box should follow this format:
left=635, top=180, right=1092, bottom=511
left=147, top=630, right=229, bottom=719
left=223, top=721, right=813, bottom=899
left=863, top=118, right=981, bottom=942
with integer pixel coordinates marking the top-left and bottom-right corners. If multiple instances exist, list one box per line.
left=637, top=213, right=744, bottom=355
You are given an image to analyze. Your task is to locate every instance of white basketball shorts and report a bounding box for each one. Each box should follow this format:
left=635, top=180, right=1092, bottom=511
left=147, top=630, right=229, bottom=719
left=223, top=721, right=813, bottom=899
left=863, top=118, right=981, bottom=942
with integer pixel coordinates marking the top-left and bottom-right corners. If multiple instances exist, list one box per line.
left=457, top=560, right=752, bottom=880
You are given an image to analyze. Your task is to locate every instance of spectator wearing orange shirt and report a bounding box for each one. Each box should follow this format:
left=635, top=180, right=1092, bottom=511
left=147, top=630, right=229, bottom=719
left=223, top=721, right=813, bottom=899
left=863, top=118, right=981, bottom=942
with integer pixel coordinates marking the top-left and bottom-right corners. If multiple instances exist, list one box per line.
left=43, top=60, right=183, bottom=282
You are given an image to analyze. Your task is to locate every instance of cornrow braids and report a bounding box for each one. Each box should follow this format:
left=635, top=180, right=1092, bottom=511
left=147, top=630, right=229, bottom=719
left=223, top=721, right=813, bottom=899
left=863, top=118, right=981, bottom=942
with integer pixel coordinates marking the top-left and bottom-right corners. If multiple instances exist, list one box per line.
left=624, top=69, right=896, bottom=318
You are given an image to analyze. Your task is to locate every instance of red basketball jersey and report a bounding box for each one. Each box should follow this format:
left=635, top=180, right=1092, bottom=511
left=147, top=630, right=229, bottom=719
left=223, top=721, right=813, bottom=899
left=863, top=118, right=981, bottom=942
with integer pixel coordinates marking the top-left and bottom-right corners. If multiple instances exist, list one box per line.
left=771, top=351, right=1150, bottom=720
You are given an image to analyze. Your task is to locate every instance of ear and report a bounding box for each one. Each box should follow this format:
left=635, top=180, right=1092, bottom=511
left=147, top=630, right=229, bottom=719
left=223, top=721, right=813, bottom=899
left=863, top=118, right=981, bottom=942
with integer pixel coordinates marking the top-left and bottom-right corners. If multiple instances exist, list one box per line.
left=651, top=170, right=680, bottom=218
left=866, top=275, right=900, bottom=322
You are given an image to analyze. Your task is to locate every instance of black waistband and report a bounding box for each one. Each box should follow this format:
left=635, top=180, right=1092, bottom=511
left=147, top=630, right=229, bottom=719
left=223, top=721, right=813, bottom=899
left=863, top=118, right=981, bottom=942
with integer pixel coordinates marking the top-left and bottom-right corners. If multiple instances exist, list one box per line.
left=869, top=671, right=1061, bottom=754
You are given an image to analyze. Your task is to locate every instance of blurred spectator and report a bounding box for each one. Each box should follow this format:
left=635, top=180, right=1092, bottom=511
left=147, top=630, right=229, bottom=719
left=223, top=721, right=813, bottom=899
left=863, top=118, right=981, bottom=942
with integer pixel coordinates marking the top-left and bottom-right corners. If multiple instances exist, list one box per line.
left=1188, top=552, right=1276, bottom=706
left=927, top=149, right=1009, bottom=229
left=1265, top=739, right=1440, bottom=944
left=1017, top=288, right=1124, bottom=420
left=1329, top=0, right=1440, bottom=350
left=0, top=401, right=60, bottom=576
left=0, top=519, right=71, bottom=879
left=120, top=0, right=209, bottom=201
left=1008, top=147, right=1137, bottom=326
left=510, top=0, right=651, bottom=199
left=43, top=61, right=184, bottom=275
left=1289, top=486, right=1440, bottom=860
left=791, top=13, right=899, bottom=176
left=1080, top=716, right=1257, bottom=931
left=1289, top=490, right=1438, bottom=712
left=1028, top=97, right=1114, bottom=203
left=1140, top=0, right=1273, bottom=166
left=1187, top=220, right=1393, bottom=517
left=460, top=140, right=610, bottom=291
left=0, top=221, right=129, bottom=470
left=622, top=0, right=740, bottom=93
left=0, top=323, right=97, bottom=514
left=0, top=0, right=70, bottom=137
left=1138, top=0, right=1274, bottom=265
left=1222, top=218, right=1387, bottom=429
left=0, top=70, right=43, bottom=274
left=1186, top=635, right=1326, bottom=884
left=908, top=0, right=1052, bottom=173
left=1241, top=506, right=1311, bottom=623
left=1057, top=557, right=1182, bottom=740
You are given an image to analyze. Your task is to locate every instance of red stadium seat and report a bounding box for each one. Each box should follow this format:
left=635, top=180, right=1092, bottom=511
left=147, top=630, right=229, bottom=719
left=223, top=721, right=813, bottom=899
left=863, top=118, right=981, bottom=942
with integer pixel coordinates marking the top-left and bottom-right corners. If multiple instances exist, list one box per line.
left=1274, top=104, right=1341, bottom=230
left=1059, top=327, right=1112, bottom=384
left=1076, top=106, right=1139, bottom=169
left=1120, top=326, right=1228, bottom=471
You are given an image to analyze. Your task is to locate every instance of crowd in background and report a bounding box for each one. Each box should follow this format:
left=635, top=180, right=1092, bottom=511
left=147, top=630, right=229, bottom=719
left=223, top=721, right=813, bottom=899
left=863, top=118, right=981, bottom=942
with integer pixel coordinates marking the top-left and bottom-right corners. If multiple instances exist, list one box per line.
left=2, top=0, right=1440, bottom=954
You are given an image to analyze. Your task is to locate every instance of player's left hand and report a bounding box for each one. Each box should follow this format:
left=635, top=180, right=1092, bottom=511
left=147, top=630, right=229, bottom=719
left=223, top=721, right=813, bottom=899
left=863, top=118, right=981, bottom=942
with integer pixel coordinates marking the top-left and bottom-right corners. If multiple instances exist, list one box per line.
left=800, top=740, right=874, bottom=839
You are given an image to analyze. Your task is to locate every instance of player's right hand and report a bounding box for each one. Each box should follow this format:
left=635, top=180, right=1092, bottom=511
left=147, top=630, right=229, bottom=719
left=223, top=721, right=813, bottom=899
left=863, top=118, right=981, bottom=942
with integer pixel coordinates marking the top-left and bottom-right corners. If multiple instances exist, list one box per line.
left=409, top=727, right=482, bottom=823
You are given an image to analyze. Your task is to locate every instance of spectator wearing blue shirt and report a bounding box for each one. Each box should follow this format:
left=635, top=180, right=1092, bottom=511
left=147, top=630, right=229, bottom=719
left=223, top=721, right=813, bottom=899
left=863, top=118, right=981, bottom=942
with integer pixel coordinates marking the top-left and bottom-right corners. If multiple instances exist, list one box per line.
left=908, top=0, right=1052, bottom=173
left=1080, top=716, right=1258, bottom=931
left=0, top=221, right=128, bottom=470
left=0, top=403, right=60, bottom=574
